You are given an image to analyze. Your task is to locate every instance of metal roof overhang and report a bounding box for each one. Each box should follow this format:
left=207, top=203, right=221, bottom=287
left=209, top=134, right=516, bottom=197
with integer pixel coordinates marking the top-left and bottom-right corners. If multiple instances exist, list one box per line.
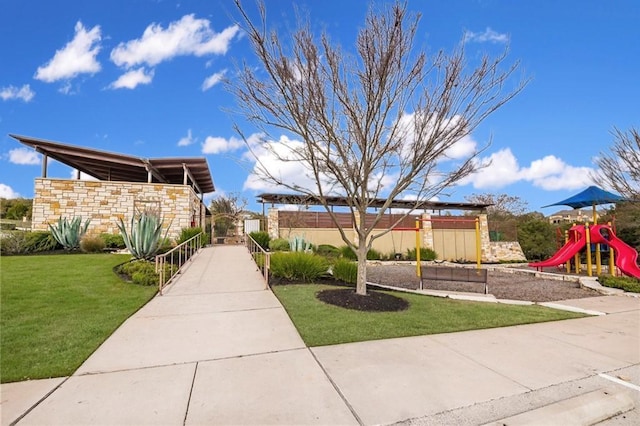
left=256, top=193, right=491, bottom=212
left=10, top=134, right=215, bottom=194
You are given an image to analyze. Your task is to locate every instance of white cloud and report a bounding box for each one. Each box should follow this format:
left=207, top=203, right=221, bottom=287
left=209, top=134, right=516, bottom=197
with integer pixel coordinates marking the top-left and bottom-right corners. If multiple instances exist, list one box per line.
left=69, top=170, right=99, bottom=181
left=110, top=15, right=239, bottom=68
left=9, top=148, right=40, bottom=165
left=178, top=129, right=195, bottom=146
left=34, top=21, right=102, bottom=83
left=0, top=84, right=35, bottom=102
left=444, top=134, right=477, bottom=160
left=202, top=134, right=246, bottom=154
left=461, top=148, right=595, bottom=191
left=109, top=67, right=154, bottom=89
left=521, top=156, right=594, bottom=190
left=463, top=27, right=509, bottom=44
left=202, top=69, right=226, bottom=91
left=0, top=183, right=20, bottom=198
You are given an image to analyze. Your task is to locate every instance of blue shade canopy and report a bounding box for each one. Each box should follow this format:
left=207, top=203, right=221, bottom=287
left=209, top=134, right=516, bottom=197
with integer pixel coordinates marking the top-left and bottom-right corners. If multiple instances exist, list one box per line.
left=543, top=186, right=624, bottom=209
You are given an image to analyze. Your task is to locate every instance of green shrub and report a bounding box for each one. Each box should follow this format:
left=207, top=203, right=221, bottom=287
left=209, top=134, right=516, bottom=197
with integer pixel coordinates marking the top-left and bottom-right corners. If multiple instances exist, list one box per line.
left=270, top=252, right=329, bottom=282
left=0, top=231, right=60, bottom=255
left=0, top=222, right=16, bottom=230
left=332, top=259, right=357, bottom=284
left=339, top=245, right=382, bottom=260
left=405, top=247, right=437, bottom=261
left=100, top=233, right=125, bottom=249
left=269, top=238, right=291, bottom=251
left=598, top=275, right=640, bottom=293
left=177, top=227, right=202, bottom=244
left=24, top=231, right=60, bottom=253
left=366, top=248, right=382, bottom=260
left=339, top=245, right=357, bottom=260
left=80, top=235, right=106, bottom=253
left=315, top=244, right=340, bottom=258
left=249, top=231, right=270, bottom=250
left=116, top=260, right=159, bottom=286
left=49, top=216, right=90, bottom=251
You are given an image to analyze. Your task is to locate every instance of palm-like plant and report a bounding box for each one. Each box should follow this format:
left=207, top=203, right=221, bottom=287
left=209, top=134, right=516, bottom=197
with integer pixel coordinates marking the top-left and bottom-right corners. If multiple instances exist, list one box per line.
left=48, top=216, right=90, bottom=251
left=116, top=212, right=170, bottom=260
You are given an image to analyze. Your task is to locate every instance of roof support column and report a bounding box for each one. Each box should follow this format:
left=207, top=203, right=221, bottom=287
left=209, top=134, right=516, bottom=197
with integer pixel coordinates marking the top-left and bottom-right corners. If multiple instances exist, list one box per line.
left=41, top=153, right=48, bottom=178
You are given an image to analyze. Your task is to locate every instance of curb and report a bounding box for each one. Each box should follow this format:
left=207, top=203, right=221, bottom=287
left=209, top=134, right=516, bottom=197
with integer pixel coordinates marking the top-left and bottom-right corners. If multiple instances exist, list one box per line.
left=482, top=388, right=635, bottom=426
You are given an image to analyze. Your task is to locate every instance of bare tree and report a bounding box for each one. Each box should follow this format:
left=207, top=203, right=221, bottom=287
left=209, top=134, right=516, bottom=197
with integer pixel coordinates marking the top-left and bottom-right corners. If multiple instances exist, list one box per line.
left=231, top=1, right=527, bottom=295
left=210, top=193, right=248, bottom=239
left=465, top=193, right=529, bottom=216
left=593, top=127, right=640, bottom=201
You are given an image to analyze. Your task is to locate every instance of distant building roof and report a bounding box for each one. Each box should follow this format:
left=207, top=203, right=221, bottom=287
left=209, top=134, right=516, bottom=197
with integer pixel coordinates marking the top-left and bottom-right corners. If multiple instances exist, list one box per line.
left=256, top=193, right=491, bottom=212
left=11, top=134, right=215, bottom=194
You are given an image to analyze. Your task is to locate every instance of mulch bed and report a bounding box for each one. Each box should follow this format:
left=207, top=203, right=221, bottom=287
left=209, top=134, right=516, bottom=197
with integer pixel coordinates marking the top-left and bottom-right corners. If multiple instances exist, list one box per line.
left=316, top=288, right=409, bottom=312
left=366, top=264, right=601, bottom=303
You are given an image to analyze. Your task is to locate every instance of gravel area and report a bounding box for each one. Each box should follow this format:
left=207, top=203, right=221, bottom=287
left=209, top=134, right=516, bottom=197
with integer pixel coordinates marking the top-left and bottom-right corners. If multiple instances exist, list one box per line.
left=366, top=264, right=601, bottom=303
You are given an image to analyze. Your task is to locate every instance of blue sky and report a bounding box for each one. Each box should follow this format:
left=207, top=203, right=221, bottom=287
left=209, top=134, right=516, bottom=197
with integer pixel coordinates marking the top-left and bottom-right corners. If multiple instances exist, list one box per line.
left=1, top=0, right=638, bottom=214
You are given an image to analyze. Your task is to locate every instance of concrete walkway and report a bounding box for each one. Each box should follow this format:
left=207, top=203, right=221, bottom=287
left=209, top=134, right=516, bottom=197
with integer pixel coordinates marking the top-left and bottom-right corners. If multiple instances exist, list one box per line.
left=2, top=245, right=639, bottom=425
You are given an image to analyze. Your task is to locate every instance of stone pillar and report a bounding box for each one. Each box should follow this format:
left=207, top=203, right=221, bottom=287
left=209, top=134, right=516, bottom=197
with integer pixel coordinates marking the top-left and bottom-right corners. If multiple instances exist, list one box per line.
left=421, top=213, right=434, bottom=250
left=478, top=213, right=490, bottom=262
left=267, top=208, right=279, bottom=239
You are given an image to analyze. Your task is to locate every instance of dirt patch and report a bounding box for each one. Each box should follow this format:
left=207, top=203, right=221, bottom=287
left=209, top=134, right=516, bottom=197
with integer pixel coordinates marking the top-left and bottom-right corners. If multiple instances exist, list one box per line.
left=366, top=264, right=601, bottom=303
left=317, top=288, right=409, bottom=312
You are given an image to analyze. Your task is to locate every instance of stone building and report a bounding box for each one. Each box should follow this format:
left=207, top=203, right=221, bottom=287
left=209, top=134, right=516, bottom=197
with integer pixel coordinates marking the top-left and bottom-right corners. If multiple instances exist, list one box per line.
left=11, top=135, right=215, bottom=241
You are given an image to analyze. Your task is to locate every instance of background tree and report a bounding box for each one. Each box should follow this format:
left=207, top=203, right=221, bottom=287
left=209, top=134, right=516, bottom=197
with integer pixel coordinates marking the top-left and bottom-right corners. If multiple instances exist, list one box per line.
left=232, top=1, right=527, bottom=295
left=592, top=127, right=640, bottom=201
left=516, top=212, right=558, bottom=261
left=1, top=198, right=33, bottom=220
left=210, top=193, right=248, bottom=238
left=465, top=193, right=528, bottom=241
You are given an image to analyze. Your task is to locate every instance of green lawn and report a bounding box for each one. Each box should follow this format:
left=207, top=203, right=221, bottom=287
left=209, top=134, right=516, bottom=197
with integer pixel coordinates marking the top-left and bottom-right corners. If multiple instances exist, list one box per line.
left=273, top=284, right=587, bottom=347
left=1, top=253, right=157, bottom=383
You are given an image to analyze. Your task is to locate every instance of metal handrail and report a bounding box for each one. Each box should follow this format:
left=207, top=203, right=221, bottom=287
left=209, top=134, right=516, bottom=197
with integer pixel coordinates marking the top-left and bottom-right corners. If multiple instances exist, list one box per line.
left=155, top=233, right=203, bottom=295
left=245, top=234, right=270, bottom=289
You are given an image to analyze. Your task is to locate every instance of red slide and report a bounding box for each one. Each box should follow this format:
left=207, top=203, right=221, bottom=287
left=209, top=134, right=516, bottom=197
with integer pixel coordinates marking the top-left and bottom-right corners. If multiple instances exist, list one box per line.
left=529, top=225, right=587, bottom=268
left=590, top=224, right=640, bottom=279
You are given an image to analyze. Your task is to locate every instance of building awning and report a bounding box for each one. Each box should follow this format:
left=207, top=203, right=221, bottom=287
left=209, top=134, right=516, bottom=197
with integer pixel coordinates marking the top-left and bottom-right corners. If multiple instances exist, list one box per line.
left=256, top=193, right=491, bottom=212
left=11, top=134, right=215, bottom=194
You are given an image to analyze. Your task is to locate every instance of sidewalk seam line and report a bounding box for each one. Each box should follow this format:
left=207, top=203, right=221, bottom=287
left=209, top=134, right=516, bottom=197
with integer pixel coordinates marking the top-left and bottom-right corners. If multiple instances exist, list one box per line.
left=8, top=376, right=71, bottom=426
left=183, top=362, right=199, bottom=426
left=308, top=348, right=365, bottom=426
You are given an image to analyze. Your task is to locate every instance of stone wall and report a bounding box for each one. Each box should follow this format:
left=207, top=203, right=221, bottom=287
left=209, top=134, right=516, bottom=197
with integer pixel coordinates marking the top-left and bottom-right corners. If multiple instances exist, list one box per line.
left=32, top=178, right=205, bottom=241
left=484, top=241, right=527, bottom=262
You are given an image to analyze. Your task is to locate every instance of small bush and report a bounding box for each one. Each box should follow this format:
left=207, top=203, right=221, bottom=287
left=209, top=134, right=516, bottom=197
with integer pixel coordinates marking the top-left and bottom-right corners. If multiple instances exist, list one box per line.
left=100, top=233, right=125, bottom=249
left=332, top=259, right=357, bottom=284
left=405, top=247, right=437, bottom=261
left=270, top=252, right=329, bottom=282
left=80, top=235, right=106, bottom=253
left=177, top=227, right=202, bottom=244
left=598, top=275, right=640, bottom=293
left=269, top=238, right=291, bottom=251
left=0, top=231, right=60, bottom=255
left=249, top=231, right=270, bottom=250
left=339, top=245, right=357, bottom=260
left=315, top=244, right=340, bottom=258
left=116, top=260, right=159, bottom=286
left=339, top=245, right=382, bottom=260
left=25, top=231, right=60, bottom=253
left=366, top=248, right=382, bottom=260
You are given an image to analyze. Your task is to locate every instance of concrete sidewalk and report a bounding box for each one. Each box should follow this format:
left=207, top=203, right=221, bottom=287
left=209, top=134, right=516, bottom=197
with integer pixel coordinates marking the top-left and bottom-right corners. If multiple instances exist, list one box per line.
left=2, top=245, right=639, bottom=425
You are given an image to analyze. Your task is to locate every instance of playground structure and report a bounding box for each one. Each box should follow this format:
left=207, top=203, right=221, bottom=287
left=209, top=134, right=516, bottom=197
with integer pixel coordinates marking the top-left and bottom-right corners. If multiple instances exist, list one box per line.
left=529, top=223, right=640, bottom=279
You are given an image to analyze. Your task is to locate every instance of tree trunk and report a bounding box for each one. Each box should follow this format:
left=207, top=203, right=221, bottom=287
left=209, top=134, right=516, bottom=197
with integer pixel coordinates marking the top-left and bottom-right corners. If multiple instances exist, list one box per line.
left=355, top=240, right=368, bottom=295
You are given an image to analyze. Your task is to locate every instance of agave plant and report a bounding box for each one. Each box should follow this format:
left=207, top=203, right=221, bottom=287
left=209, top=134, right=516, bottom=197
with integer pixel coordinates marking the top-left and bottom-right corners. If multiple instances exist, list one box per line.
left=116, top=212, right=170, bottom=260
left=48, top=216, right=90, bottom=251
